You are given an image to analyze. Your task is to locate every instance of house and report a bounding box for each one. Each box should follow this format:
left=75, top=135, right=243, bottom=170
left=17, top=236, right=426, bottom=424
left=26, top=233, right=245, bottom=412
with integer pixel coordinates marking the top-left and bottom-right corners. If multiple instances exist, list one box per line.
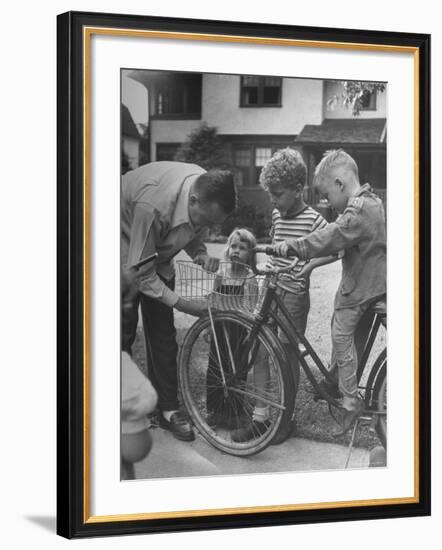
left=122, top=104, right=142, bottom=171
left=128, top=71, right=386, bottom=211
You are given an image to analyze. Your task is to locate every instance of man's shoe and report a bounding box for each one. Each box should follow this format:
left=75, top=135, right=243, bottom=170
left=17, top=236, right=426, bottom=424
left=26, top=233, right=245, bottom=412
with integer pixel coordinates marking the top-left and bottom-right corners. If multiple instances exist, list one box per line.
left=332, top=399, right=365, bottom=438
left=159, top=411, right=195, bottom=442
left=313, top=379, right=342, bottom=401
left=231, top=419, right=271, bottom=443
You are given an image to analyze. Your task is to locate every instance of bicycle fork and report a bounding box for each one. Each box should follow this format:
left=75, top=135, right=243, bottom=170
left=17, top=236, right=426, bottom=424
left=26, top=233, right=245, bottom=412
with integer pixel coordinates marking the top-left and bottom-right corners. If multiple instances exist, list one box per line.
left=207, top=305, right=229, bottom=398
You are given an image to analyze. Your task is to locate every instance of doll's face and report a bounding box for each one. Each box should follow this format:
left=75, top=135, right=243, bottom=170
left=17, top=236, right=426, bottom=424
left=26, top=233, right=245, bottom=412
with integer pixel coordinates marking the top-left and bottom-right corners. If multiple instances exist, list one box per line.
left=227, top=235, right=251, bottom=265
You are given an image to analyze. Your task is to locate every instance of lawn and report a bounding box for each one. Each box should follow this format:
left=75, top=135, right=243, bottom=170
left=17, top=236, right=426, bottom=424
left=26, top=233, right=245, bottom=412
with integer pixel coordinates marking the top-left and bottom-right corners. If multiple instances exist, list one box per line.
left=133, top=243, right=386, bottom=450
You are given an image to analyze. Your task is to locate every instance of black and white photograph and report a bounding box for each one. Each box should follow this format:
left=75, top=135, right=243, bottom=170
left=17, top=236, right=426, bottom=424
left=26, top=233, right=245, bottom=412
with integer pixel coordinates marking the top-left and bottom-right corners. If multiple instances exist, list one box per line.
left=54, top=8, right=431, bottom=538
left=120, top=69, right=388, bottom=481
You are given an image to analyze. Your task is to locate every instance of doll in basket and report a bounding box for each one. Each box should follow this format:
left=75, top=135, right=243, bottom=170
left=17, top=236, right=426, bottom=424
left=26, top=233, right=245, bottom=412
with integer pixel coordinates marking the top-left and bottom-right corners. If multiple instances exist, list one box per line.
left=206, top=228, right=257, bottom=429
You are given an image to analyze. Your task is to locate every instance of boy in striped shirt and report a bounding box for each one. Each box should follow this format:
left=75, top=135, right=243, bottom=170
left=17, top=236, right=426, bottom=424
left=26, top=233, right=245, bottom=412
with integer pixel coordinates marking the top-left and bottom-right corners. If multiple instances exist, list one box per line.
left=232, top=148, right=337, bottom=444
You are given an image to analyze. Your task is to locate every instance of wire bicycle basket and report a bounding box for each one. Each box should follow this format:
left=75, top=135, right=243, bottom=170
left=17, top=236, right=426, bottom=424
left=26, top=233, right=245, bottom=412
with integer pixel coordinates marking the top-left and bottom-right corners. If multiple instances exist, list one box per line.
left=176, top=260, right=265, bottom=315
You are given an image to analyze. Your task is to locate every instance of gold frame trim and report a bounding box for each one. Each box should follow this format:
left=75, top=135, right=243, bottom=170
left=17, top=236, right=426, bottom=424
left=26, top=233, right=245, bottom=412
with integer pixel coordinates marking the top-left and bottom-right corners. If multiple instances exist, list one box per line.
left=82, top=27, right=420, bottom=524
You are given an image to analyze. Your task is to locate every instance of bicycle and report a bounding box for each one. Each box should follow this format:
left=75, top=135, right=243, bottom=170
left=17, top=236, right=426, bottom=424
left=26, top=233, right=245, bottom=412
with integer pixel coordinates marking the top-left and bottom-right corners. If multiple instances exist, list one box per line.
left=177, top=248, right=386, bottom=457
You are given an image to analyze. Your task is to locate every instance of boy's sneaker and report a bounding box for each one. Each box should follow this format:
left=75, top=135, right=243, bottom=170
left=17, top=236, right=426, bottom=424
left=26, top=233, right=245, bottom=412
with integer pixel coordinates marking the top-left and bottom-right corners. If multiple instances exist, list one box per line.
left=231, top=419, right=271, bottom=443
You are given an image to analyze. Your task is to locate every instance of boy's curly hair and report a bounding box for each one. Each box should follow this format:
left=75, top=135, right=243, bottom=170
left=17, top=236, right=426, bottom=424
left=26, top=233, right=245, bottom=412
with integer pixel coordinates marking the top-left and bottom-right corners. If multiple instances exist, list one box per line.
left=259, top=147, right=306, bottom=190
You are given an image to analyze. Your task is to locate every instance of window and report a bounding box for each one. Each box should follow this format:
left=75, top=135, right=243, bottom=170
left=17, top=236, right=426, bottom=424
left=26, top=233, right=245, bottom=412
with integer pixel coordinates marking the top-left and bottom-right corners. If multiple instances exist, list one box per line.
left=254, top=148, right=273, bottom=184
left=233, top=144, right=293, bottom=186
left=255, top=148, right=272, bottom=167
left=240, top=76, right=282, bottom=107
left=234, top=148, right=252, bottom=187
left=234, top=149, right=252, bottom=167
left=156, top=143, right=181, bottom=161
left=155, top=74, right=202, bottom=118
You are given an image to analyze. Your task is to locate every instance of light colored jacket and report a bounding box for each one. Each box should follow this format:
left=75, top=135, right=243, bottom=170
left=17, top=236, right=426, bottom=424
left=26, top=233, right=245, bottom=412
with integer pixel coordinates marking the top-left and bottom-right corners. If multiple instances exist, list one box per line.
left=121, top=161, right=207, bottom=306
left=290, top=184, right=386, bottom=309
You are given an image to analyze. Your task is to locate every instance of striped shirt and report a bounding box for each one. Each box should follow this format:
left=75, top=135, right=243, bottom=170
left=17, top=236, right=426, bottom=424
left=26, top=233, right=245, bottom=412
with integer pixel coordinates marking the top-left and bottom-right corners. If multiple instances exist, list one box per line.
left=267, top=206, right=328, bottom=289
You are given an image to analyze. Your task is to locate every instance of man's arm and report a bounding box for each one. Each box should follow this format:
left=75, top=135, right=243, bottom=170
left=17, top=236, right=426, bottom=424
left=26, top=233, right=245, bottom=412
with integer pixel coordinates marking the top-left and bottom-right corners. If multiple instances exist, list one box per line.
left=127, top=205, right=180, bottom=307
left=185, top=233, right=220, bottom=272
left=127, top=205, right=208, bottom=316
left=184, top=234, right=208, bottom=260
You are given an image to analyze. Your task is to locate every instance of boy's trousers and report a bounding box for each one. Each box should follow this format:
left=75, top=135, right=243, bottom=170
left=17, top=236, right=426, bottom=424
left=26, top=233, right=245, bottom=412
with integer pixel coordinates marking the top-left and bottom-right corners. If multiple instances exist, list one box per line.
left=331, top=301, right=374, bottom=405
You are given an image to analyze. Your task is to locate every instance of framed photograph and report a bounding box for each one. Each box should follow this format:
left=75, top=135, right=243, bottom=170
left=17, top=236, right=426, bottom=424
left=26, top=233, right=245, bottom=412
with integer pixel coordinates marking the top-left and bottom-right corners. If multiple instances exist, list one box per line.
left=57, top=10, right=431, bottom=538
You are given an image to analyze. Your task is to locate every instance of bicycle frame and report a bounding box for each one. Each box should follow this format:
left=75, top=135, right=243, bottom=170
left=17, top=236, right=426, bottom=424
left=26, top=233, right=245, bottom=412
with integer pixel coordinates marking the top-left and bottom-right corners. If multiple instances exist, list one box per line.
left=223, top=271, right=385, bottom=411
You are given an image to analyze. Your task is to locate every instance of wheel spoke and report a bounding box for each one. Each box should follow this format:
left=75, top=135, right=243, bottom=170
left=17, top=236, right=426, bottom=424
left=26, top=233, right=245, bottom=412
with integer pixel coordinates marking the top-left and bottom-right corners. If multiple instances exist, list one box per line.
left=228, top=385, right=286, bottom=411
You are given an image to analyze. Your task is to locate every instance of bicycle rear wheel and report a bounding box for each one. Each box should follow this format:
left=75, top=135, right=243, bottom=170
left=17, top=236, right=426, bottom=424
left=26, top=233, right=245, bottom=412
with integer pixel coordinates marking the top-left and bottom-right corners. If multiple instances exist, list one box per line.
left=365, top=349, right=387, bottom=449
left=373, top=364, right=387, bottom=448
left=178, top=312, right=295, bottom=456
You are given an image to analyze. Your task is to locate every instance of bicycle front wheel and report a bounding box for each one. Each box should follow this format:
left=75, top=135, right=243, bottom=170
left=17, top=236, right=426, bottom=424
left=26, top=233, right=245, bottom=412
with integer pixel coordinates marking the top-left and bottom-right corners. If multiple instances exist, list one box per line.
left=178, top=312, right=295, bottom=456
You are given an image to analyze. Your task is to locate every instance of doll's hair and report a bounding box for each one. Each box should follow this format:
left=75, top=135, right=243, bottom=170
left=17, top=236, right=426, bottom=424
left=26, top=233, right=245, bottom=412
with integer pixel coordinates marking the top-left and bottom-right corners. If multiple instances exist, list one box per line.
left=224, top=228, right=257, bottom=271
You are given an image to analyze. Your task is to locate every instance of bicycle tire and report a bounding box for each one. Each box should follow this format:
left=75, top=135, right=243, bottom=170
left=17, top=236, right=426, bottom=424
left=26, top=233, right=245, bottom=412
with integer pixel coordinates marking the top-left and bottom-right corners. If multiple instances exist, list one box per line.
left=373, top=361, right=387, bottom=449
left=364, top=348, right=387, bottom=448
left=178, top=312, right=295, bottom=456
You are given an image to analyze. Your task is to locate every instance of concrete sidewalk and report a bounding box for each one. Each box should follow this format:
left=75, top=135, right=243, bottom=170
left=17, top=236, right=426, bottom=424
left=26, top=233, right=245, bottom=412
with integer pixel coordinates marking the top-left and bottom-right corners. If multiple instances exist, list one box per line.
left=135, top=426, right=369, bottom=480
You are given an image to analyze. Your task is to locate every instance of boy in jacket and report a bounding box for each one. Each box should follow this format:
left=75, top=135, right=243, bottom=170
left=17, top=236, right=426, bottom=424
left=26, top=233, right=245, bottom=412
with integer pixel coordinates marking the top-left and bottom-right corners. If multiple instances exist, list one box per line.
left=274, top=150, right=386, bottom=435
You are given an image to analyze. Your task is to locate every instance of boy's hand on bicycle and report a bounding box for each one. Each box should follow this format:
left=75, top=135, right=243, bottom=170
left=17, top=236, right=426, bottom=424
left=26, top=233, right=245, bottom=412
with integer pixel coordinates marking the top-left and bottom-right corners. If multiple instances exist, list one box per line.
left=272, top=241, right=291, bottom=258
left=271, top=240, right=302, bottom=259
left=175, top=297, right=208, bottom=317
left=193, top=254, right=220, bottom=273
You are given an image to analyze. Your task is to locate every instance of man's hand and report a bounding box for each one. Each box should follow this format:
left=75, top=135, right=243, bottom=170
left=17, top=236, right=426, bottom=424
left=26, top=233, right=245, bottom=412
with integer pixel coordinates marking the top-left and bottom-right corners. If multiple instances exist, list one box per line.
left=175, top=297, right=208, bottom=317
left=122, top=256, right=155, bottom=302
left=193, top=254, right=220, bottom=273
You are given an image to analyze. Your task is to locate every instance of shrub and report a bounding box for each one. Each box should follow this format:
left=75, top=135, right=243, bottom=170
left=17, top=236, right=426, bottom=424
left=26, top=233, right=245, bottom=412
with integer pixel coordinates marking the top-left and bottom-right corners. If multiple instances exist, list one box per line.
left=174, top=122, right=233, bottom=170
left=221, top=204, right=271, bottom=241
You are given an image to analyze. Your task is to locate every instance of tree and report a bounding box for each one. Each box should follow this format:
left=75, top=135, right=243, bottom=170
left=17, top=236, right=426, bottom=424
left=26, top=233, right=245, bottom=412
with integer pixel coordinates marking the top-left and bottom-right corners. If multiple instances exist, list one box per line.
left=327, top=81, right=386, bottom=116
left=174, top=122, right=233, bottom=170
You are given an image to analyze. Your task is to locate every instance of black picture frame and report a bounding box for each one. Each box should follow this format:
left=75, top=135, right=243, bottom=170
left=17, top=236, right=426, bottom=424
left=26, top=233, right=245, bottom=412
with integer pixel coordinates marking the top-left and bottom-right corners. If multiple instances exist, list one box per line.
left=57, top=10, right=431, bottom=539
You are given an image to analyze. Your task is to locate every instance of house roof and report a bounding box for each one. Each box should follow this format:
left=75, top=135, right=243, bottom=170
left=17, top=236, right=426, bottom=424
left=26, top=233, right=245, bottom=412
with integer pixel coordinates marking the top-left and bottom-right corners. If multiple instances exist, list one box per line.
left=122, top=105, right=140, bottom=139
left=295, top=118, right=386, bottom=145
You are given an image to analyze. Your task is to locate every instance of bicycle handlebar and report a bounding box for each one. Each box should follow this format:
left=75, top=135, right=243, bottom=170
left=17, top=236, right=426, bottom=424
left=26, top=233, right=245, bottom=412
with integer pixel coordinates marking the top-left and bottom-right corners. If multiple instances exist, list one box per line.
left=254, top=245, right=276, bottom=256
left=252, top=245, right=298, bottom=275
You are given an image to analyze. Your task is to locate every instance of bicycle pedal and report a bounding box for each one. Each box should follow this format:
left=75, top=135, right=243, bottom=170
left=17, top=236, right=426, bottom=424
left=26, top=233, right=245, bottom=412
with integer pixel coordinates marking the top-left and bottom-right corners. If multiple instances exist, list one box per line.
left=312, top=393, right=327, bottom=402
left=306, top=387, right=326, bottom=401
